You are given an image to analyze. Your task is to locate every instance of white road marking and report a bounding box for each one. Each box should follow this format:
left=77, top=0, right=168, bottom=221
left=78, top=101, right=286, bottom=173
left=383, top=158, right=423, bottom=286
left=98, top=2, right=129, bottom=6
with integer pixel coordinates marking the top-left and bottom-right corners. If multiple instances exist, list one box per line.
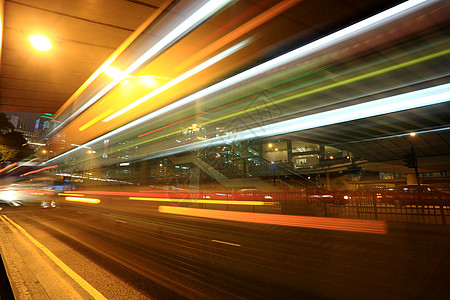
left=211, top=239, right=241, bottom=247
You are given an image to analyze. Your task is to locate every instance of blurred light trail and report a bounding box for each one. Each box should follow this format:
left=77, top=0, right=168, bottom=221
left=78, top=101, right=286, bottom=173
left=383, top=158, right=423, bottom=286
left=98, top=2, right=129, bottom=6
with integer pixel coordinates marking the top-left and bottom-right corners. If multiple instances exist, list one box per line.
left=202, top=48, right=450, bottom=127
left=20, top=165, right=57, bottom=177
left=26, top=142, right=47, bottom=146
left=0, top=162, right=17, bottom=174
left=137, top=0, right=430, bottom=131
left=51, top=0, right=233, bottom=134
left=244, top=83, right=450, bottom=139
left=149, top=83, right=450, bottom=158
left=137, top=89, right=254, bottom=138
left=183, top=0, right=274, bottom=60
left=177, top=0, right=303, bottom=71
left=329, top=126, right=450, bottom=146
left=103, top=39, right=249, bottom=122
left=79, top=109, right=113, bottom=131
left=65, top=197, right=101, bottom=204
left=158, top=206, right=387, bottom=234
left=43, top=0, right=433, bottom=165
left=62, top=190, right=275, bottom=205
left=211, top=240, right=241, bottom=247
left=104, top=67, right=124, bottom=80
left=52, top=0, right=173, bottom=122
left=56, top=174, right=132, bottom=184
left=7, top=158, right=38, bottom=173
left=130, top=197, right=274, bottom=206
left=58, top=193, right=85, bottom=197
left=136, top=78, right=450, bottom=154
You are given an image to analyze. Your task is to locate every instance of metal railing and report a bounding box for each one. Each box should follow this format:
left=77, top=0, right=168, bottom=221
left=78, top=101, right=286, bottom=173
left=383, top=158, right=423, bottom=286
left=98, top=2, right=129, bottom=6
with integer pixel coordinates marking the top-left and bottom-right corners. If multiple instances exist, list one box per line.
left=167, top=189, right=450, bottom=226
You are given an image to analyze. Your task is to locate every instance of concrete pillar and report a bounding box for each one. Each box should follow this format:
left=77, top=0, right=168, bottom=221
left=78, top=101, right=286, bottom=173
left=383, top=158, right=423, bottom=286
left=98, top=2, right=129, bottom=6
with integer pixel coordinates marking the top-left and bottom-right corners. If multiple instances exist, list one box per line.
left=319, top=144, right=325, bottom=160
left=326, top=172, right=330, bottom=189
left=0, top=0, right=4, bottom=67
left=190, top=166, right=200, bottom=190
left=286, top=140, right=293, bottom=166
left=406, top=173, right=419, bottom=185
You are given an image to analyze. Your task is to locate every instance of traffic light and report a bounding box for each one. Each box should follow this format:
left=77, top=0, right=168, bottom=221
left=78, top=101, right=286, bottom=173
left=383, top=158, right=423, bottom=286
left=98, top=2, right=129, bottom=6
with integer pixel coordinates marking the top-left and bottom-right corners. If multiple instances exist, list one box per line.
left=402, top=152, right=417, bottom=168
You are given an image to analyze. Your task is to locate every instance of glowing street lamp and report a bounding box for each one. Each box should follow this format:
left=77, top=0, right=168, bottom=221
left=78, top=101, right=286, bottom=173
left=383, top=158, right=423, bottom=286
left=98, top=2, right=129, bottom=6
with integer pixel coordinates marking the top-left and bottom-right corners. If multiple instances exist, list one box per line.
left=29, top=34, right=52, bottom=51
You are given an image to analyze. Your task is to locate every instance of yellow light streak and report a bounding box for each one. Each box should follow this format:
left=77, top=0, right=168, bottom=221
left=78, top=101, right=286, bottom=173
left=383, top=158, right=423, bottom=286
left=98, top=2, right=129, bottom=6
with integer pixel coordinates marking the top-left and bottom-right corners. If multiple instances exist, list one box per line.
left=200, top=49, right=450, bottom=128
left=103, top=40, right=249, bottom=123
left=6, top=157, right=38, bottom=173
left=79, top=109, right=113, bottom=131
left=58, top=193, right=85, bottom=197
left=53, top=0, right=174, bottom=119
left=65, top=197, right=100, bottom=204
left=158, top=207, right=387, bottom=234
left=211, top=239, right=241, bottom=247
left=129, top=197, right=274, bottom=206
left=31, top=193, right=44, bottom=195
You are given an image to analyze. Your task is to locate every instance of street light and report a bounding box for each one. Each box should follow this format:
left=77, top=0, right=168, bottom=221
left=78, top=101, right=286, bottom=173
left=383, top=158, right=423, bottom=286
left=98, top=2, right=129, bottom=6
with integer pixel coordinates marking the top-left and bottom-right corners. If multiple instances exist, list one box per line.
left=29, top=34, right=52, bottom=51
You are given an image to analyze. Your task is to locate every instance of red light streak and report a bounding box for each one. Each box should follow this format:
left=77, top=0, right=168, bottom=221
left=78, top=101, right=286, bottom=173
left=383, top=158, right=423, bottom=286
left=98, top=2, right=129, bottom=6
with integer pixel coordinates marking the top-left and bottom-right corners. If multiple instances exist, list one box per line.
left=0, top=162, right=17, bottom=174
left=20, top=165, right=58, bottom=177
left=137, top=89, right=256, bottom=138
left=158, top=206, right=387, bottom=234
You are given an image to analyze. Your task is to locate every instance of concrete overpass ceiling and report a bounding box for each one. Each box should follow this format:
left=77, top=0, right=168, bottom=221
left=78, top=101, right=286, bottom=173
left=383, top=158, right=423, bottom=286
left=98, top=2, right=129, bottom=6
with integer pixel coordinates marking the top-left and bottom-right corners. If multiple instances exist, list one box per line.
left=1, top=0, right=448, bottom=172
left=284, top=102, right=450, bottom=168
left=0, top=0, right=165, bottom=113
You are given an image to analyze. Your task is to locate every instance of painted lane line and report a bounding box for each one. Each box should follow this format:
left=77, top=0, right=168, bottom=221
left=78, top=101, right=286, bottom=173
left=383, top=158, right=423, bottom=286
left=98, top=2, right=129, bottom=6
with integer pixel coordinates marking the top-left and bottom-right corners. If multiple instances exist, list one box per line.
left=211, top=239, right=241, bottom=247
left=0, top=215, right=18, bottom=234
left=2, top=215, right=107, bottom=300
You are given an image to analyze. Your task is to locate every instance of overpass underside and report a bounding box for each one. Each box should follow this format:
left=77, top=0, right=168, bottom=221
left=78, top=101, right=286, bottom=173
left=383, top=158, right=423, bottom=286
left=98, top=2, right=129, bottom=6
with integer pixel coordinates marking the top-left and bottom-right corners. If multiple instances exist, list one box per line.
left=36, top=0, right=450, bottom=191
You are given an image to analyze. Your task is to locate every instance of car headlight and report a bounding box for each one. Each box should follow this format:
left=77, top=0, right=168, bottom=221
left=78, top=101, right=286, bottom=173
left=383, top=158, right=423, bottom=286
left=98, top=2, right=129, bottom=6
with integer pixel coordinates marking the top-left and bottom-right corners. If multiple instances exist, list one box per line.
left=0, top=190, right=18, bottom=201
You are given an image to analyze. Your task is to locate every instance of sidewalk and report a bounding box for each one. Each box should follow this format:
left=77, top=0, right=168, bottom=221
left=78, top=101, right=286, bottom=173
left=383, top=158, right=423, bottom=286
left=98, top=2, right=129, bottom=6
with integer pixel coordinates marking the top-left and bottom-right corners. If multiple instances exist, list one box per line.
left=0, top=215, right=101, bottom=299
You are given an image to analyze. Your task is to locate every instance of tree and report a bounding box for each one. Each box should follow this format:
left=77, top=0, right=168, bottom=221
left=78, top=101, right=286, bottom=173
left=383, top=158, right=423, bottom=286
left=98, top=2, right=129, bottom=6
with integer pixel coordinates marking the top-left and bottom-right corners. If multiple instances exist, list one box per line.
left=0, top=112, right=34, bottom=165
left=0, top=112, right=15, bottom=133
left=0, top=145, right=20, bottom=164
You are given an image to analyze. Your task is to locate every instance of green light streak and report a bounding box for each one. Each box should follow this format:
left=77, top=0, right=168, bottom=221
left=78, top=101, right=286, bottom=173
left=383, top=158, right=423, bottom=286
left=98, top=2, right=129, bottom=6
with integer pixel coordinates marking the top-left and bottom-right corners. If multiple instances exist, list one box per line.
left=123, top=48, right=450, bottom=150
left=202, top=48, right=450, bottom=127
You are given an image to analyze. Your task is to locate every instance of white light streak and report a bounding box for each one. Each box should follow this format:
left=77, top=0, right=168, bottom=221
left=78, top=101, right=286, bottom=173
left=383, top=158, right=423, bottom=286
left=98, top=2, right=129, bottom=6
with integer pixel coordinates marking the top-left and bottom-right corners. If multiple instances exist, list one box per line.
left=51, top=0, right=233, bottom=133
left=103, top=39, right=249, bottom=122
left=44, top=0, right=435, bottom=164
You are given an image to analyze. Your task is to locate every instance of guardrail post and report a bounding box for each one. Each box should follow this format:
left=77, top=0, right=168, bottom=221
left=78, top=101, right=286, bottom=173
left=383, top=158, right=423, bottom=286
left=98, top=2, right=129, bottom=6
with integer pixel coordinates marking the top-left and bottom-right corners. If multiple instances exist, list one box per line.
left=372, top=195, right=378, bottom=220
left=439, top=203, right=447, bottom=225
left=356, top=197, right=360, bottom=219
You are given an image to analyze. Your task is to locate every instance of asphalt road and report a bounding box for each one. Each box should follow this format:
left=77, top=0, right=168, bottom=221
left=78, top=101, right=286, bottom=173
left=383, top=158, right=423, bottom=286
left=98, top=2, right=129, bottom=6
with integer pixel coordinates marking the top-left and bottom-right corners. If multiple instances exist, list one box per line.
left=1, top=200, right=450, bottom=299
